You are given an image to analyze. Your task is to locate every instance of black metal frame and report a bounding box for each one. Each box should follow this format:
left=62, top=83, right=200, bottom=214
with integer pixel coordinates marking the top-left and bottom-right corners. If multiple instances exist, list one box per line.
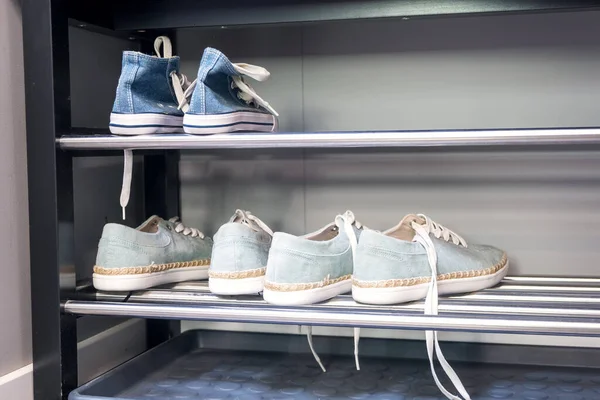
left=23, top=0, right=76, bottom=398
left=22, top=1, right=180, bottom=398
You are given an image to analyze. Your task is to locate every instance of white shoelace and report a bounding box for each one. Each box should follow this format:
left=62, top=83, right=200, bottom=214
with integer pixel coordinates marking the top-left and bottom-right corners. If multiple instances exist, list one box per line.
left=411, top=214, right=470, bottom=400
left=231, top=63, right=279, bottom=119
left=306, top=211, right=363, bottom=373
left=168, top=217, right=205, bottom=239
left=120, top=36, right=190, bottom=220
left=120, top=149, right=133, bottom=220
left=307, top=327, right=326, bottom=373
left=329, top=211, right=368, bottom=371
left=232, top=209, right=274, bottom=236
left=171, top=72, right=196, bottom=113
left=155, top=35, right=196, bottom=113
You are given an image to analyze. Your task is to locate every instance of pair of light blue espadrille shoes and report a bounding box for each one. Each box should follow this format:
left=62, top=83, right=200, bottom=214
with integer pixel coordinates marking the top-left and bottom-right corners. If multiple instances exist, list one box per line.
left=210, top=209, right=507, bottom=400
left=209, top=210, right=508, bottom=307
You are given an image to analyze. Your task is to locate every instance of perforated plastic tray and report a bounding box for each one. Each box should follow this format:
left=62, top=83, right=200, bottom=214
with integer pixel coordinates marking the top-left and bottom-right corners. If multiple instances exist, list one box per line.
left=70, top=330, right=600, bottom=400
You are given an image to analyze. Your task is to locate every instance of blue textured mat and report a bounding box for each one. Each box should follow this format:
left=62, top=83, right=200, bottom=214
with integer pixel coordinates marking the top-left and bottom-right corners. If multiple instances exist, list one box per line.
left=70, top=332, right=600, bottom=400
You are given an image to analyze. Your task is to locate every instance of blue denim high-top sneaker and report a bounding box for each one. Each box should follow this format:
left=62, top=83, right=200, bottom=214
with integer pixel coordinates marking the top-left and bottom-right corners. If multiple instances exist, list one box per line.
left=183, top=47, right=279, bottom=134
left=110, top=36, right=193, bottom=135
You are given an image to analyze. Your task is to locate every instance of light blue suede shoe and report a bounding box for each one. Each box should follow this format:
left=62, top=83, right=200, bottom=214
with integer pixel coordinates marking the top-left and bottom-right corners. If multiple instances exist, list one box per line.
left=263, top=211, right=363, bottom=306
left=209, top=210, right=273, bottom=295
left=93, top=216, right=213, bottom=291
left=183, top=47, right=279, bottom=134
left=109, top=36, right=193, bottom=135
left=352, top=214, right=508, bottom=305
left=352, top=213, right=508, bottom=400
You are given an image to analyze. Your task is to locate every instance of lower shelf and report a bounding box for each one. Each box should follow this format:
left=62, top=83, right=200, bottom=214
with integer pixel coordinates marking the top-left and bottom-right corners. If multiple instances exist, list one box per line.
left=70, top=330, right=600, bottom=400
left=63, top=277, right=600, bottom=336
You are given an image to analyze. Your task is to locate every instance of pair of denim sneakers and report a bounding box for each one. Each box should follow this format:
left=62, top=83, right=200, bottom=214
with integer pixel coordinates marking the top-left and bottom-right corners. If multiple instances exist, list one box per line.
left=109, top=36, right=278, bottom=219
left=110, top=35, right=278, bottom=136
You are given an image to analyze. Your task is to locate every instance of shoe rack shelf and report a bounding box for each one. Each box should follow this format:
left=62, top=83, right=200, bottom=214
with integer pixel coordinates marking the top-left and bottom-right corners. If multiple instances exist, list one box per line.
left=59, top=128, right=600, bottom=150
left=22, top=1, right=600, bottom=399
left=76, top=0, right=600, bottom=30
left=64, top=276, right=600, bottom=336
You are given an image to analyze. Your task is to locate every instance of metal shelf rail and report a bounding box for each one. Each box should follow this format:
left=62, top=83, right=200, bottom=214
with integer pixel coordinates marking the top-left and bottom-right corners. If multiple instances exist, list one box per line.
left=63, top=277, right=600, bottom=336
left=58, top=128, right=600, bottom=150
left=21, top=1, right=600, bottom=400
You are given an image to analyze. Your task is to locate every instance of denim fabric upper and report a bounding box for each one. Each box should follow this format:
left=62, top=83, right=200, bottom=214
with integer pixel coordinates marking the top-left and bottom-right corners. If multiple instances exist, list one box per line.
left=210, top=222, right=271, bottom=274
left=353, top=229, right=505, bottom=282
left=95, top=216, right=213, bottom=268
left=187, top=47, right=270, bottom=116
left=112, top=52, right=183, bottom=116
left=265, top=224, right=361, bottom=285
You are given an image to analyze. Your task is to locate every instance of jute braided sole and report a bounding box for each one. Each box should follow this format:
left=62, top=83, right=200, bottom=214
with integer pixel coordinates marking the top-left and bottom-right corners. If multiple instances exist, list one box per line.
left=264, top=274, right=352, bottom=292
left=208, top=267, right=266, bottom=279
left=352, top=253, right=508, bottom=289
left=94, top=258, right=210, bottom=276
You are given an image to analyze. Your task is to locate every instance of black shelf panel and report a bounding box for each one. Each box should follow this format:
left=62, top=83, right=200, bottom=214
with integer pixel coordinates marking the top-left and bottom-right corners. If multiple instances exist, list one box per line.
left=111, top=0, right=600, bottom=30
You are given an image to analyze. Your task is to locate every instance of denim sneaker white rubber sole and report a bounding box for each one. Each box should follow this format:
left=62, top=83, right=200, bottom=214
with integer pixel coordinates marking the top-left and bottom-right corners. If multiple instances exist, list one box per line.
left=263, top=279, right=352, bottom=305
left=93, top=265, right=209, bottom=291
left=352, top=261, right=509, bottom=305
left=209, top=275, right=265, bottom=295
left=183, top=111, right=276, bottom=134
left=109, top=113, right=184, bottom=135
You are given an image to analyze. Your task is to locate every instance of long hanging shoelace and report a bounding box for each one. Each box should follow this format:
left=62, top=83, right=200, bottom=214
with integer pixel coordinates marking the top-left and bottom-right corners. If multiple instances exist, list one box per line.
left=120, top=36, right=192, bottom=220
left=411, top=214, right=470, bottom=400
left=305, top=211, right=363, bottom=372
left=232, top=210, right=328, bottom=372
left=348, top=213, right=471, bottom=398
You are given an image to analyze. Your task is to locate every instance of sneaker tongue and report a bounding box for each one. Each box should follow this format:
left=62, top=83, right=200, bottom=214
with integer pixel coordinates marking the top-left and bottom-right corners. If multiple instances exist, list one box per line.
left=400, top=214, right=425, bottom=227
left=385, top=214, right=425, bottom=240
left=137, top=215, right=163, bottom=232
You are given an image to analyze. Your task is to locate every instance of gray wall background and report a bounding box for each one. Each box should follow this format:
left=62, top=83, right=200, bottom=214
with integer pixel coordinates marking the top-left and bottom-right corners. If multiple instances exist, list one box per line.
left=0, top=0, right=32, bottom=382
left=175, top=11, right=600, bottom=345
left=178, top=11, right=600, bottom=278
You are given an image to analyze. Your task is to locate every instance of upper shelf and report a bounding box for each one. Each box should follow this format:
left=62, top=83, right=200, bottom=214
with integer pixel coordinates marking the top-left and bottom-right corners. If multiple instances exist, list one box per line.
left=59, top=128, right=600, bottom=151
left=64, top=276, right=600, bottom=336
left=108, top=0, right=600, bottom=30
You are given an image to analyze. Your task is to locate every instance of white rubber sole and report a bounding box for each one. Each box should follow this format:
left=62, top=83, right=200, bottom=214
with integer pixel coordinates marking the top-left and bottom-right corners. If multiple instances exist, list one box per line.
left=209, top=275, right=265, bottom=295
left=109, top=113, right=183, bottom=135
left=183, top=111, right=275, bottom=134
left=352, top=262, right=509, bottom=305
left=93, top=265, right=209, bottom=291
left=263, top=279, right=352, bottom=306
